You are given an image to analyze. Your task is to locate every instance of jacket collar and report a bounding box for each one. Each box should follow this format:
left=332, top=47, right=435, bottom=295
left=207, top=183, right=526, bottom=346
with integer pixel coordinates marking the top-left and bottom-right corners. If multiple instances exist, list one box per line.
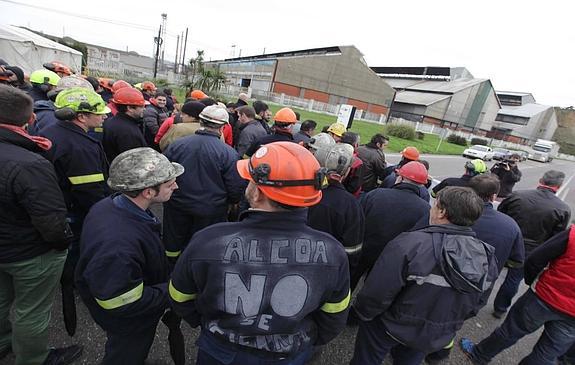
left=0, top=125, right=52, bottom=151
left=56, top=120, right=101, bottom=143
left=392, top=182, right=423, bottom=195
left=195, top=128, right=221, bottom=138
left=418, top=223, right=477, bottom=237
left=239, top=208, right=308, bottom=226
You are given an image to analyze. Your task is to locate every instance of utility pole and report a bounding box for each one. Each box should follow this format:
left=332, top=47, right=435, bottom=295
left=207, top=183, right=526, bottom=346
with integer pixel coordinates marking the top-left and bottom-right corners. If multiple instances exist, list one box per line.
left=181, top=28, right=189, bottom=72
left=153, top=24, right=162, bottom=78
left=174, top=34, right=180, bottom=73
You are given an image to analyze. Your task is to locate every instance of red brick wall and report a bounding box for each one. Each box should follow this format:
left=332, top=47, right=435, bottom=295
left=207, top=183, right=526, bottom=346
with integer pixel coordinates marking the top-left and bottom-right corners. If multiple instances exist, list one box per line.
left=272, top=82, right=300, bottom=97
left=347, top=98, right=369, bottom=110
left=423, top=116, right=443, bottom=126
left=368, top=104, right=389, bottom=114
left=303, top=89, right=330, bottom=103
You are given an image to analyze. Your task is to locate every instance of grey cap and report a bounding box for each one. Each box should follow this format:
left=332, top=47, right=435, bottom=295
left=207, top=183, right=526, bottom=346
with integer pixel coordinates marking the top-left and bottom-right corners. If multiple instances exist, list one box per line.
left=321, top=143, right=354, bottom=174
left=107, top=147, right=184, bottom=191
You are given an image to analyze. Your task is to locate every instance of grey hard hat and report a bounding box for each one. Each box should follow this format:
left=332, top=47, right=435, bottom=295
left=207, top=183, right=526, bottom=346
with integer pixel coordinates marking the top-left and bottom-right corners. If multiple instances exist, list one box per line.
left=308, top=132, right=335, bottom=151
left=309, top=132, right=336, bottom=165
left=53, top=75, right=94, bottom=93
left=199, top=104, right=229, bottom=125
left=321, top=143, right=354, bottom=174
left=107, top=147, right=184, bottom=191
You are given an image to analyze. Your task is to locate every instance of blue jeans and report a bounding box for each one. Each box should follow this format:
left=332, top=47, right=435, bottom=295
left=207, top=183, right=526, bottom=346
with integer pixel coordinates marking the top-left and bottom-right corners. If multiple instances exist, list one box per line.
left=493, top=267, right=523, bottom=312
left=472, top=289, right=575, bottom=365
left=560, top=343, right=575, bottom=364
left=195, top=331, right=312, bottom=365
left=350, top=319, right=426, bottom=365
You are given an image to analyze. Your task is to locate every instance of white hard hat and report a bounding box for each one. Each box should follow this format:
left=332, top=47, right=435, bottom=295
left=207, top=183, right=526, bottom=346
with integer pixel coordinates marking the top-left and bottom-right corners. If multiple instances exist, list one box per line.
left=199, top=105, right=229, bottom=125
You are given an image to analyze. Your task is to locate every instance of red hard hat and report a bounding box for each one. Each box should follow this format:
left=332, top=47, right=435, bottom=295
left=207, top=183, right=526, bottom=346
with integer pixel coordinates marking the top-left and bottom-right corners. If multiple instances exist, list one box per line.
left=401, top=146, right=420, bottom=161
left=112, top=80, right=132, bottom=94
left=398, top=161, right=428, bottom=184
left=111, top=87, right=146, bottom=106
left=236, top=142, right=324, bottom=207
left=141, top=81, right=156, bottom=92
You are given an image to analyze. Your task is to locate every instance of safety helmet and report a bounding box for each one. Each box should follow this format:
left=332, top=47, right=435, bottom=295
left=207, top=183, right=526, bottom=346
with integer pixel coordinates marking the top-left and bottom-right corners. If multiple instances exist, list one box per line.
left=43, top=61, right=72, bottom=76
left=53, top=75, right=94, bottom=94
left=111, top=87, right=147, bottom=106
left=112, top=80, right=132, bottom=94
left=401, top=146, right=420, bottom=161
left=199, top=105, right=229, bottom=125
left=237, top=142, right=325, bottom=207
left=30, top=69, right=60, bottom=86
left=108, top=147, right=184, bottom=192
left=141, top=81, right=156, bottom=92
left=98, top=78, right=114, bottom=91
left=308, top=132, right=336, bottom=163
left=133, top=82, right=142, bottom=90
left=0, top=66, right=14, bottom=82
left=54, top=87, right=111, bottom=116
left=465, top=159, right=487, bottom=175
left=397, top=161, right=428, bottom=184
left=322, top=143, right=354, bottom=175
left=274, top=107, right=297, bottom=124
left=327, top=122, right=346, bottom=137
left=190, top=89, right=207, bottom=99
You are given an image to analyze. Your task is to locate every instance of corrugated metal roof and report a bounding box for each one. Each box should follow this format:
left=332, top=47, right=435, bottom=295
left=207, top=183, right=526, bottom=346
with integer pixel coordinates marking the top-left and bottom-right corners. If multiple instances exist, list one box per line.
left=394, top=91, right=451, bottom=106
left=406, top=78, right=488, bottom=94
left=206, top=46, right=342, bottom=63
left=498, top=103, right=552, bottom=118
left=496, top=91, right=533, bottom=97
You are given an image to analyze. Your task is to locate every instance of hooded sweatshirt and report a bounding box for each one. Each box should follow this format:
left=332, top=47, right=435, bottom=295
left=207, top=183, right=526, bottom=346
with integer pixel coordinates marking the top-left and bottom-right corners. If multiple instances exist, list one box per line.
left=354, top=224, right=498, bottom=353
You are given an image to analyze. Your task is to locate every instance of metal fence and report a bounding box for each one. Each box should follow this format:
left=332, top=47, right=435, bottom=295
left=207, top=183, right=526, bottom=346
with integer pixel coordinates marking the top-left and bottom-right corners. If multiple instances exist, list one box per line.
left=220, top=85, right=575, bottom=160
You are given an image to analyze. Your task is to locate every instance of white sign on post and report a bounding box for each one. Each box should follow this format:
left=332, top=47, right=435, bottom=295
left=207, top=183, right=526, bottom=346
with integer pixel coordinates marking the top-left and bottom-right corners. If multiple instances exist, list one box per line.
left=337, top=104, right=356, bottom=129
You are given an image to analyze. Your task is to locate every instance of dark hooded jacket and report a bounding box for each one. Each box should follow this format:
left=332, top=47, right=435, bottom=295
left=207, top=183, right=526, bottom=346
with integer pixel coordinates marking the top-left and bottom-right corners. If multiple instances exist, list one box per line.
left=29, top=100, right=58, bottom=135
left=354, top=224, right=498, bottom=353
left=0, top=127, right=72, bottom=262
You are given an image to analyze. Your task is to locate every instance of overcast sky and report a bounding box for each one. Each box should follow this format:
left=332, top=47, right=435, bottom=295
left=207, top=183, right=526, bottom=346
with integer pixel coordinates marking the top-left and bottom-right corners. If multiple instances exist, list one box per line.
left=1, top=0, right=574, bottom=107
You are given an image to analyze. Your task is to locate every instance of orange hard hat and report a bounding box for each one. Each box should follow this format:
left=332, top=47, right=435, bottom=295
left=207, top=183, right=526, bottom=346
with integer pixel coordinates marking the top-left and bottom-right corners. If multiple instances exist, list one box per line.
left=397, top=161, right=428, bottom=184
left=401, top=146, right=420, bottom=161
left=237, top=142, right=325, bottom=207
left=43, top=61, right=72, bottom=76
left=141, top=81, right=156, bottom=92
left=111, top=87, right=146, bottom=106
left=190, top=89, right=207, bottom=99
left=274, top=107, right=297, bottom=124
left=112, top=80, right=132, bottom=94
left=98, top=78, right=114, bottom=91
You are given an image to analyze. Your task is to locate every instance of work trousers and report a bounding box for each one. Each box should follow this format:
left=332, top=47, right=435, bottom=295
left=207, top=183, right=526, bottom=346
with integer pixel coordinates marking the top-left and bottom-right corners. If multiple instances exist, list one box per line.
left=163, top=205, right=226, bottom=259
left=493, top=266, right=524, bottom=313
left=195, top=331, right=312, bottom=365
left=102, top=322, right=159, bottom=365
left=0, top=249, right=67, bottom=365
left=350, top=319, right=426, bottom=365
left=472, top=289, right=575, bottom=365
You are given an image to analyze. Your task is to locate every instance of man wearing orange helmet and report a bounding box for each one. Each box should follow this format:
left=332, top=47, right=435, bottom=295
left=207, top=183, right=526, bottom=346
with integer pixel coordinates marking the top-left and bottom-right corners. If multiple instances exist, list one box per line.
left=245, top=107, right=298, bottom=157
left=102, top=87, right=147, bottom=162
left=43, top=61, right=73, bottom=77
left=169, top=142, right=350, bottom=365
left=106, top=80, right=132, bottom=116
left=141, top=81, right=157, bottom=101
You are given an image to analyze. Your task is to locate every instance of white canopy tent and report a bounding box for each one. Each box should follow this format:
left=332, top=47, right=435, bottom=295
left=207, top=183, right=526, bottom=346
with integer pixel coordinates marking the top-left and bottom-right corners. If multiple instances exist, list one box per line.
left=0, top=25, right=82, bottom=74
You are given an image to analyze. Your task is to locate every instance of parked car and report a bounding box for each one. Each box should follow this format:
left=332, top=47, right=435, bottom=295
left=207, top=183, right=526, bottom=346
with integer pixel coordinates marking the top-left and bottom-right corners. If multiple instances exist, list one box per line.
left=508, top=150, right=528, bottom=161
left=462, top=145, right=494, bottom=161
left=492, top=148, right=511, bottom=161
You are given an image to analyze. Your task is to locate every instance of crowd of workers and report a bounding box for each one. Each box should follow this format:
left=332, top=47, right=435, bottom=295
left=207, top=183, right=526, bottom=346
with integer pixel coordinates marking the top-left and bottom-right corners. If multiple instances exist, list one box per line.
left=0, top=59, right=574, bottom=365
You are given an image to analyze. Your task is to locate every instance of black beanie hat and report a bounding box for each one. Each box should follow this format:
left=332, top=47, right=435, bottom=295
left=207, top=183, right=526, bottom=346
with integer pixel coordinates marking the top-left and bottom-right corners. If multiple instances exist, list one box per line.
left=181, top=101, right=205, bottom=119
left=5, top=66, right=24, bottom=82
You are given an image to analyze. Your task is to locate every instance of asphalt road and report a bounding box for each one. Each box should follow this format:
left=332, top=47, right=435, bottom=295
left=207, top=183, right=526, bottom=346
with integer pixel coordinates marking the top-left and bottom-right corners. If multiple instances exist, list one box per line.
left=2, top=155, right=574, bottom=365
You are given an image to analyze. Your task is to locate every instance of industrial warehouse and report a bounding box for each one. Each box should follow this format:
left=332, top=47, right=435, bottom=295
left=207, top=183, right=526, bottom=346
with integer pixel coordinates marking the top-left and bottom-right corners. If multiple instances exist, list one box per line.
left=207, top=47, right=559, bottom=145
